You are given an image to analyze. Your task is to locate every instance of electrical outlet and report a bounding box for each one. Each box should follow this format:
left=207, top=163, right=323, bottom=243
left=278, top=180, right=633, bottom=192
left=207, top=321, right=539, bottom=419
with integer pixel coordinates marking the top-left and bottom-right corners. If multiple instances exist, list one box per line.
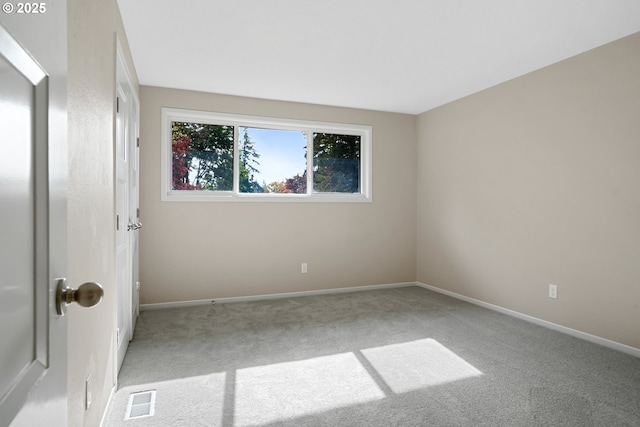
left=85, top=375, right=92, bottom=410
left=301, top=263, right=308, bottom=274
left=549, top=284, right=558, bottom=299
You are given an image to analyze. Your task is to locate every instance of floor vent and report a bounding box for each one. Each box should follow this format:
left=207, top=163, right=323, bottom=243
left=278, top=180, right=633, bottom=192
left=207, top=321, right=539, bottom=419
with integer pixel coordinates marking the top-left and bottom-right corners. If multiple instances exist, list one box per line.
left=125, top=390, right=156, bottom=420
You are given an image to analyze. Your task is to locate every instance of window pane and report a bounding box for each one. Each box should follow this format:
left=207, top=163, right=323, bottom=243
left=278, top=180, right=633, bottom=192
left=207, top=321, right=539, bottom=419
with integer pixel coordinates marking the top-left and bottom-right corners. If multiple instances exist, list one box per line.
left=313, top=133, right=361, bottom=193
left=239, top=127, right=307, bottom=194
left=172, top=121, right=234, bottom=191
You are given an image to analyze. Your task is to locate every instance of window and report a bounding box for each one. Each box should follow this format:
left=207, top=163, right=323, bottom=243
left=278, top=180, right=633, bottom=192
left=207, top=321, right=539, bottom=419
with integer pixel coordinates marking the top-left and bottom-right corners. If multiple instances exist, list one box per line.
left=161, top=108, right=372, bottom=202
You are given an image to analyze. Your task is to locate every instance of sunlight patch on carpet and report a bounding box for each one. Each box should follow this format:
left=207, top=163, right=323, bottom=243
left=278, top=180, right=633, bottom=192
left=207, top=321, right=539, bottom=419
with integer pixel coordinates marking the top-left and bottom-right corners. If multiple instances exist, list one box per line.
left=234, top=352, right=385, bottom=426
left=361, top=338, right=483, bottom=393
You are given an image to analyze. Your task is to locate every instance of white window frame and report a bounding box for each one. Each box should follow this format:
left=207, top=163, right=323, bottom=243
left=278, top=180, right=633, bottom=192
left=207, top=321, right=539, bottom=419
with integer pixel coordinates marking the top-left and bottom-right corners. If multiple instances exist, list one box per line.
left=161, top=108, right=372, bottom=202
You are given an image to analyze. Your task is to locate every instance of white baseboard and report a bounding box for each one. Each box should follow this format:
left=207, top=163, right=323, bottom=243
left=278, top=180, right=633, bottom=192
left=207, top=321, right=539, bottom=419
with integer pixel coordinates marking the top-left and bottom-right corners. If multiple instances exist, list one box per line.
left=415, top=282, right=640, bottom=359
left=140, top=282, right=416, bottom=311
left=139, top=281, right=638, bottom=358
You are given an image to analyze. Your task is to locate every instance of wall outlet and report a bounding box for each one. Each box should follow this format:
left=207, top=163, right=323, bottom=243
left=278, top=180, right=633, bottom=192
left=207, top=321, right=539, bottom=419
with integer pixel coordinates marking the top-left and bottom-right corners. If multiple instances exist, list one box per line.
left=301, top=263, right=308, bottom=274
left=85, top=375, right=92, bottom=410
left=549, top=284, right=558, bottom=299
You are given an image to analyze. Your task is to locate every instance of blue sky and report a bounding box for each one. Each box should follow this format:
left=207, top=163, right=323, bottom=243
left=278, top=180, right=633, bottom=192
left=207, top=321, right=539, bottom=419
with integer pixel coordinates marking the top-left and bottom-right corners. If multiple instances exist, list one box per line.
left=242, top=127, right=307, bottom=185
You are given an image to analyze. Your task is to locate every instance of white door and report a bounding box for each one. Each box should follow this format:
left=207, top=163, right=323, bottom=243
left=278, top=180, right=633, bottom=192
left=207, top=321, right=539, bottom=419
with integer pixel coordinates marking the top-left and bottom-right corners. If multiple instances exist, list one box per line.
left=0, top=4, right=68, bottom=426
left=115, top=45, right=140, bottom=372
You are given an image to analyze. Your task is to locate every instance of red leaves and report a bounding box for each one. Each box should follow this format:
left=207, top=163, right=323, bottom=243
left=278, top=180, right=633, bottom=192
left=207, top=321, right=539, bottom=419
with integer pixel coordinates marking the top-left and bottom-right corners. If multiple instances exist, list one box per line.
left=172, top=136, right=201, bottom=190
left=284, top=172, right=307, bottom=194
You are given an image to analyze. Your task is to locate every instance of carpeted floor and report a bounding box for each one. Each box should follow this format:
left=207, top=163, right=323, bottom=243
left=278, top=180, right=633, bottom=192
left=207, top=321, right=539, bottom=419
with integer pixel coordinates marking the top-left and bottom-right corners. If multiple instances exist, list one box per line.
left=106, top=286, right=640, bottom=426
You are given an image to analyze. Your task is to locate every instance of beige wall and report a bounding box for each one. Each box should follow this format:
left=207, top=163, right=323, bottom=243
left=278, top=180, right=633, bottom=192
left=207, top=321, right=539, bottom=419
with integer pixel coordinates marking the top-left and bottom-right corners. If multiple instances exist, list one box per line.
left=67, top=1, right=138, bottom=425
left=417, top=32, right=640, bottom=349
left=54, top=5, right=640, bottom=423
left=139, top=87, right=417, bottom=304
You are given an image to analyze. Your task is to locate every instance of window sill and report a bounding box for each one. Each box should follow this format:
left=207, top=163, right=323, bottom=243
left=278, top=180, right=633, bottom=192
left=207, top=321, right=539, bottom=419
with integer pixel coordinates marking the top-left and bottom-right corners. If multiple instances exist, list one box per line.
left=161, top=191, right=372, bottom=203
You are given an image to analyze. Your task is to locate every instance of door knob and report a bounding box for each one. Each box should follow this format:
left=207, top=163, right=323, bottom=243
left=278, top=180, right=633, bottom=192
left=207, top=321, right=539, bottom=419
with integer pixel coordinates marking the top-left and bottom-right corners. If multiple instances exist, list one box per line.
left=55, top=279, right=104, bottom=316
left=127, top=222, right=142, bottom=231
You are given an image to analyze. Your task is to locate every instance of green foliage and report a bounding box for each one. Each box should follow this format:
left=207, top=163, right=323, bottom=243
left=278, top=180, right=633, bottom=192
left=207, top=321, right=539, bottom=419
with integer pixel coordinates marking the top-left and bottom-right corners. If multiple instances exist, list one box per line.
left=239, top=128, right=263, bottom=193
left=172, top=121, right=234, bottom=191
left=171, top=122, right=361, bottom=196
left=313, top=133, right=360, bottom=193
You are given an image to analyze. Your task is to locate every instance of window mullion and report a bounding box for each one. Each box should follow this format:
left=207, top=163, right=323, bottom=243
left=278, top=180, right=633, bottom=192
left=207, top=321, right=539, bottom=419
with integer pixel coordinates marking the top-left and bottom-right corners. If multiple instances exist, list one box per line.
left=306, top=131, right=313, bottom=195
left=233, top=126, right=239, bottom=194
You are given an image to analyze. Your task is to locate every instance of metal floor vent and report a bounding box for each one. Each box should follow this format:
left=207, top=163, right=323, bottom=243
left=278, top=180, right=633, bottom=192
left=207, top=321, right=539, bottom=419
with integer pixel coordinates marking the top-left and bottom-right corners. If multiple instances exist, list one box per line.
left=125, top=390, right=156, bottom=420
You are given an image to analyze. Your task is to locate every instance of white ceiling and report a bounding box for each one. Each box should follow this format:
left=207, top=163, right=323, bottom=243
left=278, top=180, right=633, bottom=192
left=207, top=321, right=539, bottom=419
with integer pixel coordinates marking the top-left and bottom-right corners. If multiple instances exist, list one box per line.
left=117, top=0, right=640, bottom=115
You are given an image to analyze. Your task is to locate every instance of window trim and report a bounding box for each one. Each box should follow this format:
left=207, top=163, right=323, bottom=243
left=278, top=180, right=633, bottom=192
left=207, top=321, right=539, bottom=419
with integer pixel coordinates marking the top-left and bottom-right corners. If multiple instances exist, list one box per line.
left=161, top=108, right=372, bottom=202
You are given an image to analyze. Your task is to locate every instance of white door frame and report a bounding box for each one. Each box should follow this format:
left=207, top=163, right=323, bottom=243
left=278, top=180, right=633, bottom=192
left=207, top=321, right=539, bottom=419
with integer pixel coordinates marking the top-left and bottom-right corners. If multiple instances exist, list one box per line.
left=115, top=40, right=140, bottom=373
left=129, top=89, right=140, bottom=332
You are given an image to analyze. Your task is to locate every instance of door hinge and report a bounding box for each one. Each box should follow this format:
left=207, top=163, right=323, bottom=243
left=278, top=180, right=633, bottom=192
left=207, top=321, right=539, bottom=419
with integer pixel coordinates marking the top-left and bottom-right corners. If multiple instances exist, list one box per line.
left=116, top=214, right=119, bottom=231
left=137, top=137, right=140, bottom=147
left=116, top=97, right=119, bottom=113
left=136, top=208, right=140, bottom=218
